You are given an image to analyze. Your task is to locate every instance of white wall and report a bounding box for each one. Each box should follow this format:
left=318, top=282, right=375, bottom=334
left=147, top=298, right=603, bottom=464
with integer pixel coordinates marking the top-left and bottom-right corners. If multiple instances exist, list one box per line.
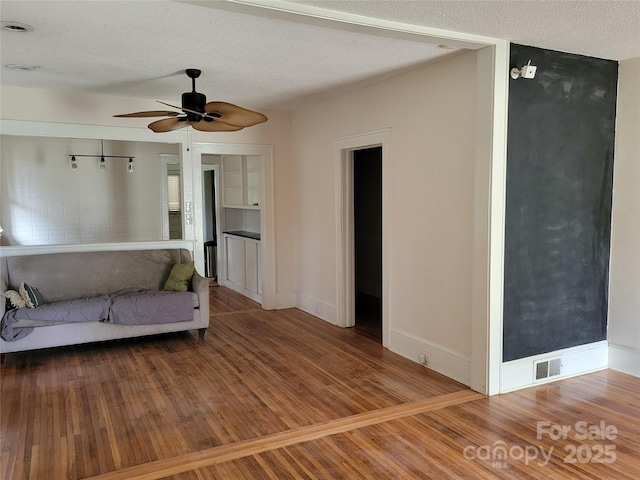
left=609, top=57, right=640, bottom=376
left=292, top=51, right=478, bottom=384
left=1, top=135, right=178, bottom=245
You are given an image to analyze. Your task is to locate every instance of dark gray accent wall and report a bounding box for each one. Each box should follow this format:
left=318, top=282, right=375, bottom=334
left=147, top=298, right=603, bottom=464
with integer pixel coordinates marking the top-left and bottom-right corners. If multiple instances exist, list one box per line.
left=503, top=44, right=618, bottom=362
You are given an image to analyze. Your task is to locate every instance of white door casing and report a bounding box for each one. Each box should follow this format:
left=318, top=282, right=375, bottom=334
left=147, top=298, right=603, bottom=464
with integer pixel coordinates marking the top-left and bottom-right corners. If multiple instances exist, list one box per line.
left=335, top=129, right=391, bottom=347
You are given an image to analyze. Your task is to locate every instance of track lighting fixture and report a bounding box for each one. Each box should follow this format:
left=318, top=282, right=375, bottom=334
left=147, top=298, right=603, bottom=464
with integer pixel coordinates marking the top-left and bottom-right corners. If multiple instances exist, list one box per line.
left=68, top=140, right=135, bottom=172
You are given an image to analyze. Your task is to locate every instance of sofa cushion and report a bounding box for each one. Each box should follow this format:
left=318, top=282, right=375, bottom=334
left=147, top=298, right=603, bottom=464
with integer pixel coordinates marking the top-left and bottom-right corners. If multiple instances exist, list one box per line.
left=1, top=295, right=112, bottom=341
left=19, top=282, right=46, bottom=308
left=109, top=289, right=194, bottom=324
left=163, top=261, right=195, bottom=292
left=11, top=295, right=111, bottom=325
left=4, top=290, right=26, bottom=309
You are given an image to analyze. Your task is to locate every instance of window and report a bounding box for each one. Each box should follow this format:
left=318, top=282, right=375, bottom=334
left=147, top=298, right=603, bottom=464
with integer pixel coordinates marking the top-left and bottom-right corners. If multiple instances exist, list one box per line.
left=168, top=175, right=181, bottom=213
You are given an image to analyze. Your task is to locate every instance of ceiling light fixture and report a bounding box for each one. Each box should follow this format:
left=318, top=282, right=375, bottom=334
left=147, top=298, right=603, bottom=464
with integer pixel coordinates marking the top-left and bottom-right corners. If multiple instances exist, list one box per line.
left=114, top=68, right=267, bottom=133
left=69, top=140, right=135, bottom=172
left=1, top=21, right=34, bottom=33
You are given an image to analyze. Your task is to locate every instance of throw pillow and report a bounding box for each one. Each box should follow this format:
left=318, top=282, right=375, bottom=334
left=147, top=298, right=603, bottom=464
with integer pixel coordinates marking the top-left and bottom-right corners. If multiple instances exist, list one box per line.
left=163, top=262, right=195, bottom=292
left=19, top=282, right=46, bottom=308
left=4, top=290, right=26, bottom=309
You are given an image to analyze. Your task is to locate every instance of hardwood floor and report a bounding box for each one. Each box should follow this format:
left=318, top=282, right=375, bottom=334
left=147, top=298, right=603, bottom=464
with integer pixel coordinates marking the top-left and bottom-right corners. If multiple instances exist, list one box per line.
left=1, top=287, right=639, bottom=479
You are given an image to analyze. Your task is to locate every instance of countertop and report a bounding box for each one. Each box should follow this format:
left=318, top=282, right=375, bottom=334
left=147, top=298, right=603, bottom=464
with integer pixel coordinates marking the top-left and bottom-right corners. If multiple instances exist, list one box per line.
left=223, top=230, right=261, bottom=241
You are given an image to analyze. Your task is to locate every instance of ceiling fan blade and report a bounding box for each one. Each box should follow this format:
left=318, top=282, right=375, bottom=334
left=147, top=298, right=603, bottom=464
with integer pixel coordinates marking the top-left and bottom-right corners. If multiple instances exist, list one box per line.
left=191, top=120, right=244, bottom=132
left=204, top=102, right=268, bottom=127
left=114, top=110, right=180, bottom=118
left=159, top=100, right=206, bottom=119
left=157, top=100, right=191, bottom=113
left=148, top=117, right=191, bottom=133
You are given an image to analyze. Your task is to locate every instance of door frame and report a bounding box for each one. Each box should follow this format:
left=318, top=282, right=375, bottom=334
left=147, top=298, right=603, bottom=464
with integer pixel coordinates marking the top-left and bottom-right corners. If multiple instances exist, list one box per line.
left=335, top=129, right=391, bottom=347
left=192, top=142, right=276, bottom=310
left=201, top=163, right=222, bottom=281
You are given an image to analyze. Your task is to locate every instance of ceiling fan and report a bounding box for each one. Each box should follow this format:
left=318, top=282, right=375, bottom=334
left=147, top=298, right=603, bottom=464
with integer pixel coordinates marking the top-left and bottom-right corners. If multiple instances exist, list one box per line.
left=114, top=69, right=267, bottom=133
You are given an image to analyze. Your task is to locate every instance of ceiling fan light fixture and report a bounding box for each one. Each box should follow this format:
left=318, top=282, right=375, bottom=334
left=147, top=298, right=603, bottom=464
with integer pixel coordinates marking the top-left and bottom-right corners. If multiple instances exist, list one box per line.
left=114, top=69, right=268, bottom=133
left=182, top=91, right=207, bottom=122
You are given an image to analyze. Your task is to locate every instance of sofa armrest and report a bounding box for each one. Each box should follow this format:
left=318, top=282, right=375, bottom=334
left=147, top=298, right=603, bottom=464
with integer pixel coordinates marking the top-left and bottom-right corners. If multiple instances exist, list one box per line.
left=191, top=270, right=209, bottom=326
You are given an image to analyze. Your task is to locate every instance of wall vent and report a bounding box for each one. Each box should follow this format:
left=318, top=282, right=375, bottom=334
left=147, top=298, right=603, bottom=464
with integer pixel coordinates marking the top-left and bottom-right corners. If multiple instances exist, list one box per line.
left=534, top=358, right=562, bottom=381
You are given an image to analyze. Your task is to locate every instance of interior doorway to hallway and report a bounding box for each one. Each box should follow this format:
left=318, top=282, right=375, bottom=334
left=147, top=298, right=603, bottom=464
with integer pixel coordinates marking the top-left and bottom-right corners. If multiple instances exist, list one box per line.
left=335, top=129, right=389, bottom=346
left=353, top=146, right=383, bottom=343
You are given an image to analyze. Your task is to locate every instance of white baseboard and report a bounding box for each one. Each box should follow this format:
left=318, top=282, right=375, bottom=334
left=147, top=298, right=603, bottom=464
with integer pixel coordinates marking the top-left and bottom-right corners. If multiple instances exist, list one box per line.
left=223, top=281, right=262, bottom=304
left=296, top=293, right=337, bottom=325
left=275, top=291, right=297, bottom=309
left=388, top=328, right=471, bottom=386
left=500, top=341, right=609, bottom=393
left=608, top=343, right=640, bottom=377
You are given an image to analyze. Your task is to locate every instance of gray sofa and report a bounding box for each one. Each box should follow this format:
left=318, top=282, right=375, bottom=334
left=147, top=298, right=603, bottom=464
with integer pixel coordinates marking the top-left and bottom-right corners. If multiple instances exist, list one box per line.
left=0, top=248, right=209, bottom=354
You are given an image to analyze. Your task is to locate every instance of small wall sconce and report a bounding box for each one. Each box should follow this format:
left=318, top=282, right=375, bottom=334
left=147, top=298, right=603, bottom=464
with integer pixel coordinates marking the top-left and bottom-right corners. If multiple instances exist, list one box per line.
left=99, top=156, right=106, bottom=172
left=128, top=157, right=134, bottom=173
left=70, top=155, right=78, bottom=171
left=511, top=60, right=537, bottom=80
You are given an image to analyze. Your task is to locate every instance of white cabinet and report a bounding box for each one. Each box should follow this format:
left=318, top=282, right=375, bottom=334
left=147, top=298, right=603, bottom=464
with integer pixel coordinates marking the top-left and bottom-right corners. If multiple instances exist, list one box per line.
left=225, top=234, right=246, bottom=287
left=222, top=156, right=262, bottom=209
left=223, top=233, right=262, bottom=302
left=244, top=240, right=259, bottom=293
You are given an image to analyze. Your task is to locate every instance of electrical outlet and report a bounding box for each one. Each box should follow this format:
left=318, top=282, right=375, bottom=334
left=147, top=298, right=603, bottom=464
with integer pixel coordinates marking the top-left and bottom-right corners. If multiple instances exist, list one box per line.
left=418, top=354, right=427, bottom=365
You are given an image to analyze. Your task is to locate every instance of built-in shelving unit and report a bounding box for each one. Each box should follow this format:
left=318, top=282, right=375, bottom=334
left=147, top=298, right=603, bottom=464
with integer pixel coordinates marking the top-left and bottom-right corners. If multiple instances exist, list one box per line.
left=223, top=155, right=262, bottom=209
left=220, top=154, right=263, bottom=303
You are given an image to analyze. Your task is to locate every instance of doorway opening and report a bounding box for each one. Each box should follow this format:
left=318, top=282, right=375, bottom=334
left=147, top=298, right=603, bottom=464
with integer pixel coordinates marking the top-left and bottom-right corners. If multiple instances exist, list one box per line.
left=202, top=166, right=219, bottom=280
left=336, top=129, right=389, bottom=346
left=194, top=143, right=276, bottom=310
left=353, top=147, right=383, bottom=343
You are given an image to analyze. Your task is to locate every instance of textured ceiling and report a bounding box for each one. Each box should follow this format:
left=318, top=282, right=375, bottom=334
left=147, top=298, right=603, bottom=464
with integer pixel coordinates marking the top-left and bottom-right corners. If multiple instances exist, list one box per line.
left=290, top=0, right=640, bottom=61
left=1, top=0, right=638, bottom=112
